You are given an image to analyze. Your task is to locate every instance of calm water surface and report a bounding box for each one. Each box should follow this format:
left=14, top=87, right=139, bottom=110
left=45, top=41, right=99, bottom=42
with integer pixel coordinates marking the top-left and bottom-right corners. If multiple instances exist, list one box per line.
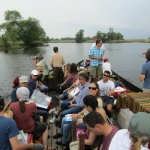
left=0, top=43, right=150, bottom=103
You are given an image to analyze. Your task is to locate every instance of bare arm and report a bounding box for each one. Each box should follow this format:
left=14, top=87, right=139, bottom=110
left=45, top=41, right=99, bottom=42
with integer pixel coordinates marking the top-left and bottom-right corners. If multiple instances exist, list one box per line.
left=9, top=136, right=34, bottom=150
left=4, top=110, right=13, bottom=118
left=85, top=131, right=96, bottom=145
left=107, top=89, right=114, bottom=96
left=32, top=58, right=37, bottom=67
left=89, top=55, right=102, bottom=61
left=139, top=74, right=145, bottom=81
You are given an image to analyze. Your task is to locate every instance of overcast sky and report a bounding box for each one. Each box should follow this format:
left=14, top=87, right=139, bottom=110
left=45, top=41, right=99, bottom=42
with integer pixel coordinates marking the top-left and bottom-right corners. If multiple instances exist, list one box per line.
left=0, top=0, right=150, bottom=39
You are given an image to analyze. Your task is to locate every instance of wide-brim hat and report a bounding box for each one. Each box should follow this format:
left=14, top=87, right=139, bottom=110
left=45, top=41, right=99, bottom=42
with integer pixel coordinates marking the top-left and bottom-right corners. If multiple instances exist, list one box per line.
left=36, top=53, right=43, bottom=58
left=129, top=112, right=150, bottom=140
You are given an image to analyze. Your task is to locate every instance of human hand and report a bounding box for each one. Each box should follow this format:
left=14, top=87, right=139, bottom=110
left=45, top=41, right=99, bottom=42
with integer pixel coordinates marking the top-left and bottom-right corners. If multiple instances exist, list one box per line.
left=71, top=114, right=79, bottom=119
left=107, top=91, right=112, bottom=96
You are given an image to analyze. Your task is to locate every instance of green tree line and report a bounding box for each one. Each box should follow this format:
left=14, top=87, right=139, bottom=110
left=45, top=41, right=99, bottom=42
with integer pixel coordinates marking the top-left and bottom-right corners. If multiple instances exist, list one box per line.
left=75, top=28, right=124, bottom=43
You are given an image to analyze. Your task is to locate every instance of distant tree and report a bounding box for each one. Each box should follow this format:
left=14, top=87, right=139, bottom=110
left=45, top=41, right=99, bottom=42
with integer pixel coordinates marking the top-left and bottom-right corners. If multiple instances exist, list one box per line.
left=75, top=29, right=84, bottom=43
left=116, top=32, right=124, bottom=40
left=0, top=10, right=48, bottom=47
left=96, top=31, right=107, bottom=43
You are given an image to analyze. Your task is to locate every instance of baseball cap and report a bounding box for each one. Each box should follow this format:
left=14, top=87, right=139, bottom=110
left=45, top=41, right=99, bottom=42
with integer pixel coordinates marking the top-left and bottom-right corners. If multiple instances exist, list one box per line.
left=104, top=58, right=108, bottom=62
left=19, top=76, right=28, bottom=83
left=16, top=87, right=30, bottom=102
left=31, top=70, right=38, bottom=75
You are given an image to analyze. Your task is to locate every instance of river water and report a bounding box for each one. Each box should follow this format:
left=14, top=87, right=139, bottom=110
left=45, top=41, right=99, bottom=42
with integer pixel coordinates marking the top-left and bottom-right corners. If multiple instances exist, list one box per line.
left=0, top=43, right=150, bottom=103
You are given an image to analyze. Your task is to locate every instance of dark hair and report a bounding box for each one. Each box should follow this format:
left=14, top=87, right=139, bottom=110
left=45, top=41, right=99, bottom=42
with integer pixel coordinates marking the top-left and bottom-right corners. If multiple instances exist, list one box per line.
left=12, top=76, right=20, bottom=88
left=104, top=70, right=111, bottom=75
left=146, top=49, right=150, bottom=60
left=79, top=72, right=89, bottom=82
left=83, top=111, right=105, bottom=127
left=96, top=39, right=102, bottom=45
left=19, top=101, right=26, bottom=113
left=90, top=82, right=100, bottom=98
left=0, top=96, right=5, bottom=111
left=53, top=46, right=58, bottom=53
left=83, top=95, right=98, bottom=111
left=70, top=63, right=78, bottom=74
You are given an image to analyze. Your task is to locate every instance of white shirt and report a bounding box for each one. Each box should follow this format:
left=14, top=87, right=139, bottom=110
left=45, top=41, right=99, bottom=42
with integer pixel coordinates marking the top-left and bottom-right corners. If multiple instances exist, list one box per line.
left=97, top=80, right=114, bottom=96
left=109, top=129, right=149, bottom=150
left=102, top=62, right=112, bottom=75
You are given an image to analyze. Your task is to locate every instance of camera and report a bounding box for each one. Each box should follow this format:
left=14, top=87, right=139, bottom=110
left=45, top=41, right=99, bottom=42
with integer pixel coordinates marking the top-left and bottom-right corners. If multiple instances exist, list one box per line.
left=30, top=56, right=36, bottom=59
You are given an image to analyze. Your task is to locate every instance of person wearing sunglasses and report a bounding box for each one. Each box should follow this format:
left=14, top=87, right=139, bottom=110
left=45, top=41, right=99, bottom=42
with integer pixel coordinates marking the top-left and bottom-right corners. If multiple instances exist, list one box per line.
left=109, top=112, right=150, bottom=150
left=36, top=67, right=49, bottom=94
left=97, top=70, right=115, bottom=120
left=49, top=72, right=90, bottom=124
left=52, top=95, right=107, bottom=148
left=28, top=70, right=39, bottom=91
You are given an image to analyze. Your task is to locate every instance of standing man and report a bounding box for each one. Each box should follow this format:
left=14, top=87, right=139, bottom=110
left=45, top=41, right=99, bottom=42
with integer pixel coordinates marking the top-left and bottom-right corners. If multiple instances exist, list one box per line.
left=50, top=46, right=65, bottom=92
left=91, top=36, right=106, bottom=56
left=97, top=70, right=115, bottom=119
left=89, top=39, right=103, bottom=82
left=0, top=96, right=44, bottom=150
left=139, top=48, right=150, bottom=92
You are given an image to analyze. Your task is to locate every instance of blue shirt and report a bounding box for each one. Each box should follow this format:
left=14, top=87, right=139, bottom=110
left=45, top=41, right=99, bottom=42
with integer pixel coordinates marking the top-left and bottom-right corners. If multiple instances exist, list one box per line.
left=141, top=60, right=150, bottom=89
left=0, top=117, right=19, bottom=150
left=28, top=78, right=36, bottom=90
left=89, top=46, right=102, bottom=66
left=74, top=82, right=90, bottom=108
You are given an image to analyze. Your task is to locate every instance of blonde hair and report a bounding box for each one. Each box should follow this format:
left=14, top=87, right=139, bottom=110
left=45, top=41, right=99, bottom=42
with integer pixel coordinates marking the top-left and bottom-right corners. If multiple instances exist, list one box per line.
left=36, top=67, right=43, bottom=71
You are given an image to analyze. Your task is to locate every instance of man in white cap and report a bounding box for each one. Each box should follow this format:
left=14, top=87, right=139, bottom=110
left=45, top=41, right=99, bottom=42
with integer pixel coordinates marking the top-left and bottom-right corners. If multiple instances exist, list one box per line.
left=0, top=96, right=45, bottom=150
left=11, top=76, right=33, bottom=102
left=109, top=112, right=150, bottom=150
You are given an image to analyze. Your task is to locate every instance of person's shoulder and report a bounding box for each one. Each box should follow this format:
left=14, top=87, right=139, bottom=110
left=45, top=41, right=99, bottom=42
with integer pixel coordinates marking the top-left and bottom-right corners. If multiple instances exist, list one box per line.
left=97, top=80, right=103, bottom=84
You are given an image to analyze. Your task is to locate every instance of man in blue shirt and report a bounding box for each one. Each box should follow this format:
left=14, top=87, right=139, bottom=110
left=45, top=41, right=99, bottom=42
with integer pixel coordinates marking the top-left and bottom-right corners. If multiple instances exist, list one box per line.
left=139, top=48, right=150, bottom=92
left=89, top=39, right=103, bottom=82
left=49, top=72, right=90, bottom=123
left=0, top=96, right=44, bottom=150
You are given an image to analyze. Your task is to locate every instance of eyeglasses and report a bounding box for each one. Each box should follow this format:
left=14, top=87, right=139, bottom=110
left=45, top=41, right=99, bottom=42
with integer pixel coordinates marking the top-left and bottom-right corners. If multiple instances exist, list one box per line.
left=89, top=87, right=97, bottom=90
left=33, top=75, right=38, bottom=76
left=103, top=74, right=110, bottom=77
left=79, top=77, right=84, bottom=80
left=39, top=71, right=43, bottom=72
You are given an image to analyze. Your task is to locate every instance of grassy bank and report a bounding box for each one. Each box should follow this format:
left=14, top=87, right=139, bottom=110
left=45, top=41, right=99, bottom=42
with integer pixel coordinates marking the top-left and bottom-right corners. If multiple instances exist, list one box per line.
left=49, top=39, right=150, bottom=43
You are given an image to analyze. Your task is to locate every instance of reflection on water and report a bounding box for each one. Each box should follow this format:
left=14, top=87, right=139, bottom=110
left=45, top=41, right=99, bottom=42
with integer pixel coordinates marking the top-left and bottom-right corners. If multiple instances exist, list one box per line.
left=0, top=43, right=150, bottom=103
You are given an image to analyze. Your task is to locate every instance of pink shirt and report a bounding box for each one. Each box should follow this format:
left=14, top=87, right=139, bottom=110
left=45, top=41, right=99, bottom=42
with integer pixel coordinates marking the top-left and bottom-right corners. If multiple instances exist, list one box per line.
left=65, top=73, right=78, bottom=84
left=9, top=102, right=36, bottom=133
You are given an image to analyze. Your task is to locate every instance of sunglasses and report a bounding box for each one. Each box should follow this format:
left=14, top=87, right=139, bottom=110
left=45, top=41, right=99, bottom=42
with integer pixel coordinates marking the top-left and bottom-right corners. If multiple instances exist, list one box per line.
left=103, top=74, right=110, bottom=77
left=33, top=75, right=38, bottom=76
left=39, top=71, right=43, bottom=72
left=89, top=87, right=97, bottom=90
left=79, top=77, right=84, bottom=80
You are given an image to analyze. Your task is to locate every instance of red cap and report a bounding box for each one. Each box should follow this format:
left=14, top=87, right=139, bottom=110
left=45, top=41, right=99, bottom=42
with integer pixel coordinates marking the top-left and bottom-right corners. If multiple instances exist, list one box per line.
left=104, top=58, right=108, bottom=62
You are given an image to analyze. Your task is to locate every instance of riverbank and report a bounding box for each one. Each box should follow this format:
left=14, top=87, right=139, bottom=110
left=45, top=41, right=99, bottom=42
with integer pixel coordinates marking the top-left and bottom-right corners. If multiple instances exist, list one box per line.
left=0, top=39, right=149, bottom=50
left=49, top=39, right=150, bottom=43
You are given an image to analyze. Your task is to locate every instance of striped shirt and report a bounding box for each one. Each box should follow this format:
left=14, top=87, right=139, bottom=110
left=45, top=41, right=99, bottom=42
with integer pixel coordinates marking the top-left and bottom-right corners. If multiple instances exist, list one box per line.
left=74, top=82, right=90, bottom=108
left=89, top=46, right=102, bottom=66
